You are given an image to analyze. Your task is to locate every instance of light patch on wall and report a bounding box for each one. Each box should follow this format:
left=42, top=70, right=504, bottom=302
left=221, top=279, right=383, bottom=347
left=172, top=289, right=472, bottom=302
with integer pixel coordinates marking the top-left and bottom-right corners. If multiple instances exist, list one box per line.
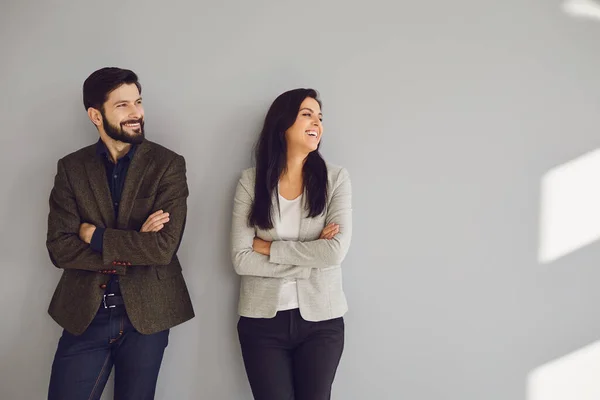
left=528, top=340, right=600, bottom=400
left=563, top=0, right=600, bottom=20
left=538, top=148, right=600, bottom=263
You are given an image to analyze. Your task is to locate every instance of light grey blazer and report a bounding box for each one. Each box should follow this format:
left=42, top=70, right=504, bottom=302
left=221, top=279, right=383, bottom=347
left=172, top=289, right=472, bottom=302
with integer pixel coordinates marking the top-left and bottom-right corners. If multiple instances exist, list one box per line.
left=230, top=163, right=352, bottom=321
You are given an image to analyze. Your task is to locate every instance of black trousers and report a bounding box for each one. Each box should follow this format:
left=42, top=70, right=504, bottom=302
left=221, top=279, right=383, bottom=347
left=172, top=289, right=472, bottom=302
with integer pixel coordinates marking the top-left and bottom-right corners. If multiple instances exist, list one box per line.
left=237, top=309, right=345, bottom=400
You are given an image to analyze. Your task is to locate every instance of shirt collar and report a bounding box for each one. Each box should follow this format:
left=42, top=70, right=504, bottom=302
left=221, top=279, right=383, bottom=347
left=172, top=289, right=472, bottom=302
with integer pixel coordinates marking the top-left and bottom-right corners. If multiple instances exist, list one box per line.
left=96, top=139, right=137, bottom=162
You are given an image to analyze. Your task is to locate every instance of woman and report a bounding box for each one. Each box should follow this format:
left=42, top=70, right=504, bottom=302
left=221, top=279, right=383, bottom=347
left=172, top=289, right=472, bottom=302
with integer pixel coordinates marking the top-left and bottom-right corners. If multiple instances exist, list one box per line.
left=230, top=88, right=352, bottom=400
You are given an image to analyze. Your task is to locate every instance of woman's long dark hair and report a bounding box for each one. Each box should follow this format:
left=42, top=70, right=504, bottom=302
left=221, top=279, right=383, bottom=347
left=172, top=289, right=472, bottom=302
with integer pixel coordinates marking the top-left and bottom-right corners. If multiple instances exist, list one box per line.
left=248, top=88, right=328, bottom=230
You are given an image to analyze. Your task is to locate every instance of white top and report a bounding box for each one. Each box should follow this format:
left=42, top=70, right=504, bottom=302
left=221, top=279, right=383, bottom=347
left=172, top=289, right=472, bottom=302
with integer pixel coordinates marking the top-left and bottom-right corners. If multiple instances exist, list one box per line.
left=232, top=164, right=351, bottom=321
left=275, top=193, right=303, bottom=311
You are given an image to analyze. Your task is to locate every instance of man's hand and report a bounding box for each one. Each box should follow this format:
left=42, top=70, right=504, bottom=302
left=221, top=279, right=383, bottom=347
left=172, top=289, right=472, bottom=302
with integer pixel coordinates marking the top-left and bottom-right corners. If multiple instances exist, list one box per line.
left=140, top=210, right=170, bottom=233
left=79, top=223, right=96, bottom=244
left=253, top=237, right=272, bottom=256
left=319, top=223, right=339, bottom=240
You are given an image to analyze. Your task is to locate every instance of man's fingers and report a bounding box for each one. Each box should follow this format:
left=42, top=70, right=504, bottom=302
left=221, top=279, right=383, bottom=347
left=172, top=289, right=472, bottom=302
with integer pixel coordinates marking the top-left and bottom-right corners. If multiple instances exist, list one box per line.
left=146, top=217, right=169, bottom=231
left=145, top=212, right=170, bottom=226
left=148, top=212, right=169, bottom=223
left=151, top=224, right=164, bottom=232
left=141, top=211, right=170, bottom=232
left=142, top=222, right=166, bottom=233
left=149, top=210, right=164, bottom=218
left=152, top=214, right=170, bottom=224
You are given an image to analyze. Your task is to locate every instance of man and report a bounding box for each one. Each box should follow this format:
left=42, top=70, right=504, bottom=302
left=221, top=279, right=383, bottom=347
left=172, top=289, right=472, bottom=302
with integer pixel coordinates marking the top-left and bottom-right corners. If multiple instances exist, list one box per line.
left=46, top=67, right=194, bottom=400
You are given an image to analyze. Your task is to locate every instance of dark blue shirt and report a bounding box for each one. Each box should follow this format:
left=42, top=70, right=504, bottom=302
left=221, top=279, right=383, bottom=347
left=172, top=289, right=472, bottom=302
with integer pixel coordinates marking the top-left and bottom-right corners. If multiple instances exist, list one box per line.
left=90, top=140, right=136, bottom=253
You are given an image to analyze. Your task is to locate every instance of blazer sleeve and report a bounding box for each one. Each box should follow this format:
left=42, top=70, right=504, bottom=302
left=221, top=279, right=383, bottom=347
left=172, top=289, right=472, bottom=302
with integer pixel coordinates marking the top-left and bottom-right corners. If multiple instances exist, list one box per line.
left=101, top=155, right=188, bottom=266
left=269, top=168, right=352, bottom=267
left=46, top=158, right=127, bottom=275
left=231, top=171, right=311, bottom=279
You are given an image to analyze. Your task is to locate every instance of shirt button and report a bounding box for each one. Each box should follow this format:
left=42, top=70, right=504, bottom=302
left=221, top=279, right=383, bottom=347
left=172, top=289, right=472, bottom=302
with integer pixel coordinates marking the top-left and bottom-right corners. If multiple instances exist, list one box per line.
left=114, top=175, right=118, bottom=179
left=114, top=202, right=118, bottom=206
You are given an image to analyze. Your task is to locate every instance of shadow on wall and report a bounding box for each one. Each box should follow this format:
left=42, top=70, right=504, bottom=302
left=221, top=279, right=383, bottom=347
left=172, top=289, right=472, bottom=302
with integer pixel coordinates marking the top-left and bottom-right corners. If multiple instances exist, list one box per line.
left=528, top=339, right=600, bottom=400
left=532, top=146, right=600, bottom=399
left=534, top=0, right=600, bottom=383
left=534, top=143, right=600, bottom=399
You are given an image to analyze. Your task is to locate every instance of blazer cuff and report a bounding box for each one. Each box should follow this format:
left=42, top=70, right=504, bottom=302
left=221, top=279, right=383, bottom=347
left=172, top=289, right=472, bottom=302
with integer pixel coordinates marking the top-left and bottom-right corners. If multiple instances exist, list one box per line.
left=90, top=227, right=105, bottom=253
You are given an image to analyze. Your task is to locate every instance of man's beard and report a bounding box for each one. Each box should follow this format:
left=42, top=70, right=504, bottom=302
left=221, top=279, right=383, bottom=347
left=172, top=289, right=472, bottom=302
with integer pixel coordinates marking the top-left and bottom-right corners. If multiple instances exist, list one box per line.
left=102, top=112, right=145, bottom=145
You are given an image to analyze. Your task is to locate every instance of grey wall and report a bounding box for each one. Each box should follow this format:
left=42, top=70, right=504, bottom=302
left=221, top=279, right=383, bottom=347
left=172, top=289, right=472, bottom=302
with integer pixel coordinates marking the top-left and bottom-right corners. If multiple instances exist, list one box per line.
left=2, top=0, right=600, bottom=399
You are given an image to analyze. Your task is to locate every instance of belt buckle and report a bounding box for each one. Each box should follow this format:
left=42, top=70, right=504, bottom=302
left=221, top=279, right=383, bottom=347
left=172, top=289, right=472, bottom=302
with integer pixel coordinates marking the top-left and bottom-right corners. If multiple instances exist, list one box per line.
left=103, top=293, right=116, bottom=309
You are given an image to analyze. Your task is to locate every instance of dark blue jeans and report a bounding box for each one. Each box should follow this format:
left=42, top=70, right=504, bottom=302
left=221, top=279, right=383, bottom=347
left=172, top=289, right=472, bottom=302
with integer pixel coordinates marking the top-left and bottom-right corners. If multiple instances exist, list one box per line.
left=48, top=305, right=169, bottom=400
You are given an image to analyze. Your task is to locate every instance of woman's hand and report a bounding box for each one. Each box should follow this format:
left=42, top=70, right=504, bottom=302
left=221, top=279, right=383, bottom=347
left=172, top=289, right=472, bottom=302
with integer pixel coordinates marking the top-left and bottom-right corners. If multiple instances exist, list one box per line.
left=320, top=223, right=339, bottom=240
left=253, top=237, right=272, bottom=256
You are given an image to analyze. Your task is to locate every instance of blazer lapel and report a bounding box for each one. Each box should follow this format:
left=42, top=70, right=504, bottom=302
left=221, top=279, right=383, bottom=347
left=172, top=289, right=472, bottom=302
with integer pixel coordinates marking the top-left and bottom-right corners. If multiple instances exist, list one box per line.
left=117, top=140, right=153, bottom=229
left=266, top=191, right=280, bottom=241
left=298, top=192, right=312, bottom=241
left=84, top=151, right=115, bottom=228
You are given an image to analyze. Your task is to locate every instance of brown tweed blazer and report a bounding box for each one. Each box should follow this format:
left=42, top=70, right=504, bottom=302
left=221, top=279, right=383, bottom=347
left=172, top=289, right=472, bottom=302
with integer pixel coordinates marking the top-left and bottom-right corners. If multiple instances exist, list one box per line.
left=46, top=139, right=194, bottom=335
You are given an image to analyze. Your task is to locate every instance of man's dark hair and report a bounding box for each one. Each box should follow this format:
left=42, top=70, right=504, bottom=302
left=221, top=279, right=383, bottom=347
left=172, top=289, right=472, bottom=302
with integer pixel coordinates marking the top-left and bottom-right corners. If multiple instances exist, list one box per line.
left=82, top=67, right=141, bottom=111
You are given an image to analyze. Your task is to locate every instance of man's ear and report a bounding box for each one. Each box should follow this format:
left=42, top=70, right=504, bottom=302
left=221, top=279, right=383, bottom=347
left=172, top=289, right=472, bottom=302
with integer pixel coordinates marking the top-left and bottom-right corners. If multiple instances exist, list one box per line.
left=87, top=107, right=102, bottom=127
